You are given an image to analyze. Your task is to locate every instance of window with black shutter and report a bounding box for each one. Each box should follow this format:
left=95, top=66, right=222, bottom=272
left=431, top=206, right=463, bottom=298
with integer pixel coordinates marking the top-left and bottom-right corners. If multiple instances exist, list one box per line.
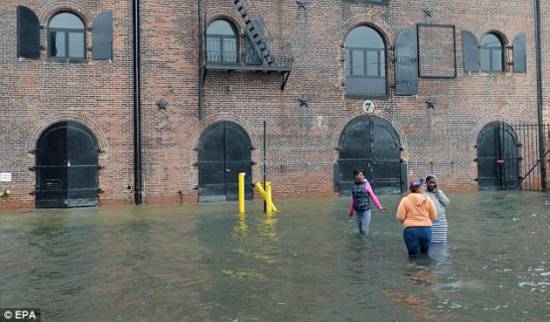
left=344, top=26, right=387, bottom=97
left=48, top=12, right=86, bottom=60
left=512, top=33, right=526, bottom=73
left=462, top=31, right=479, bottom=73
left=395, top=26, right=418, bottom=95
left=17, top=6, right=40, bottom=59
left=92, top=11, right=113, bottom=60
left=479, top=33, right=504, bottom=73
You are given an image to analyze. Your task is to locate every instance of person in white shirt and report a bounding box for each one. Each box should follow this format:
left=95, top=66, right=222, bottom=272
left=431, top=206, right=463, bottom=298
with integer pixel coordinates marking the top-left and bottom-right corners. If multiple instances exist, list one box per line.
left=425, top=175, right=450, bottom=243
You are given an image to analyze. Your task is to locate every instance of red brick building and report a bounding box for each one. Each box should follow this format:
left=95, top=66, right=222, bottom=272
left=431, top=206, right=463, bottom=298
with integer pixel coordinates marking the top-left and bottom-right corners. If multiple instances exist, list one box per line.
left=1, top=0, right=549, bottom=208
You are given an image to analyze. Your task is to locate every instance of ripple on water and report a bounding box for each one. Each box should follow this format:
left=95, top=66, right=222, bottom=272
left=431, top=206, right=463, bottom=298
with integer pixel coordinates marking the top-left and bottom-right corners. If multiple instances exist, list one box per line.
left=0, top=192, right=549, bottom=321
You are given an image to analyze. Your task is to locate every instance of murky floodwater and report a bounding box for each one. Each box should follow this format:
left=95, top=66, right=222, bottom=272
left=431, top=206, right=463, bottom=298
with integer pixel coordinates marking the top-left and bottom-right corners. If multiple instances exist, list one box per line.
left=0, top=192, right=549, bottom=321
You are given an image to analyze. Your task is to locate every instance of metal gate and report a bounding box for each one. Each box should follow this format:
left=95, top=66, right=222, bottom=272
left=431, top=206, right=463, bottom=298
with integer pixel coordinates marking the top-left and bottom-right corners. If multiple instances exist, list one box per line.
left=511, top=123, right=550, bottom=191
left=198, top=121, right=253, bottom=202
left=35, top=121, right=99, bottom=208
left=476, top=122, right=519, bottom=190
left=337, top=116, right=404, bottom=194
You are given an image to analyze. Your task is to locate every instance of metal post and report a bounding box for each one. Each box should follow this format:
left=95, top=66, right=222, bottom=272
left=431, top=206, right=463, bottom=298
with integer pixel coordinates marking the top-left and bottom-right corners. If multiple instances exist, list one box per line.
left=132, top=0, right=143, bottom=205
left=254, top=182, right=278, bottom=212
left=265, top=181, right=273, bottom=215
left=238, top=172, right=245, bottom=213
left=263, top=120, right=267, bottom=212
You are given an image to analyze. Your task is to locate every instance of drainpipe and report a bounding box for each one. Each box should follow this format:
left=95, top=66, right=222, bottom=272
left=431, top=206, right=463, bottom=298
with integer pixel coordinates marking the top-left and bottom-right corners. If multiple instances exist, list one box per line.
left=197, top=0, right=204, bottom=120
left=133, top=0, right=143, bottom=204
left=534, top=0, right=547, bottom=191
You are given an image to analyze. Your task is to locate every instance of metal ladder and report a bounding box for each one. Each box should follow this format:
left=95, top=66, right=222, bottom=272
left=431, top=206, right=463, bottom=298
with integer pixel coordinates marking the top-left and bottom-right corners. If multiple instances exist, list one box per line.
left=233, top=0, right=274, bottom=65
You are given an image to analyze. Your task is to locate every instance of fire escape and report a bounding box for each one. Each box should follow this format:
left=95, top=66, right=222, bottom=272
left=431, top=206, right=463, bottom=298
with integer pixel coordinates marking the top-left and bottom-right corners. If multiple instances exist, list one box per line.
left=199, top=0, right=292, bottom=99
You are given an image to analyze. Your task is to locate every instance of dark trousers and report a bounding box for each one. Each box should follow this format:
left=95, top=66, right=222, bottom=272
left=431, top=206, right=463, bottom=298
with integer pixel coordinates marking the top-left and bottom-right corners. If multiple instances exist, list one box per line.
left=403, top=226, right=432, bottom=258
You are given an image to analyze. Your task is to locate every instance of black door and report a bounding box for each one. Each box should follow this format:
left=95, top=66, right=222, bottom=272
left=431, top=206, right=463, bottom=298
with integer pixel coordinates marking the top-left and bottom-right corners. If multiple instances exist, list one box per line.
left=198, top=122, right=253, bottom=202
left=477, top=122, right=519, bottom=190
left=35, top=121, right=99, bottom=208
left=337, top=116, right=403, bottom=194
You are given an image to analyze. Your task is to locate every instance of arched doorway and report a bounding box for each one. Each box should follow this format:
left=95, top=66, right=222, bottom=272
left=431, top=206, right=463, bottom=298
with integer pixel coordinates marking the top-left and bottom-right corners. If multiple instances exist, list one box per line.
left=198, top=121, right=253, bottom=202
left=476, top=122, right=519, bottom=190
left=35, top=121, right=99, bottom=208
left=337, top=116, right=404, bottom=194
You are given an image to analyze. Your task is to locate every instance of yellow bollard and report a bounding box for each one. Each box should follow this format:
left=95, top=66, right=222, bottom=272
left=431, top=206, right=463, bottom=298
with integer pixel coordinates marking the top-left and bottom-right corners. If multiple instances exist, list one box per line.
left=254, top=182, right=278, bottom=212
left=265, top=181, right=273, bottom=215
left=238, top=172, right=245, bottom=213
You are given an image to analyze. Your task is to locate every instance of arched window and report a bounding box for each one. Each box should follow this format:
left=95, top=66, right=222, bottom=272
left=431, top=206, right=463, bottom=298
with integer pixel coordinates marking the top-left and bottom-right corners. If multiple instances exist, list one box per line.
left=48, top=12, right=86, bottom=59
left=345, top=26, right=386, bottom=96
left=206, top=20, right=238, bottom=64
left=480, top=33, right=504, bottom=72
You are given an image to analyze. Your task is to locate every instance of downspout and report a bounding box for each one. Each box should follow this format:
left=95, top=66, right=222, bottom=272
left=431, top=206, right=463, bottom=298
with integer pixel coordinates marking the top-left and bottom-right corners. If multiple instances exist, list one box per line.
left=198, top=0, right=204, bottom=120
left=132, top=0, right=143, bottom=204
left=534, top=0, right=547, bottom=191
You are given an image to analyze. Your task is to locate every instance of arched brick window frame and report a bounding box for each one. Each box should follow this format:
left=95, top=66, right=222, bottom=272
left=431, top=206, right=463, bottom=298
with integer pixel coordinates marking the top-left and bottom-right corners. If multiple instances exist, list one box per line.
left=343, top=23, right=390, bottom=98
left=479, top=32, right=506, bottom=73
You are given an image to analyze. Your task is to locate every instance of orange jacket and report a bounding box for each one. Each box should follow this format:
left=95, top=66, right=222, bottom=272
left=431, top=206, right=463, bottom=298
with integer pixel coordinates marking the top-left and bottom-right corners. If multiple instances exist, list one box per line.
left=396, top=193, right=437, bottom=228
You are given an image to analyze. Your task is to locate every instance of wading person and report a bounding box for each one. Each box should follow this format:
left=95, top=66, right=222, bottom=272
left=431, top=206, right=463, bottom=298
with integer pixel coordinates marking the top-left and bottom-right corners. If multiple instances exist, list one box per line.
left=347, top=168, right=386, bottom=236
left=396, top=179, right=437, bottom=258
left=425, top=175, right=450, bottom=243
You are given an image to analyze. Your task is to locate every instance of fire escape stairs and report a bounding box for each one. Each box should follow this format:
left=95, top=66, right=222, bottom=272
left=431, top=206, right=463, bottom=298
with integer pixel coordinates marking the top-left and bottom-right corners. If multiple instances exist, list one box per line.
left=200, top=0, right=290, bottom=90
left=234, top=0, right=274, bottom=66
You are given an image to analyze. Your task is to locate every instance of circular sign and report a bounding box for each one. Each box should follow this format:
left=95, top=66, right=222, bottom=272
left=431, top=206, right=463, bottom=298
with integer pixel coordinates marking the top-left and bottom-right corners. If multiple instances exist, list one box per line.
left=362, top=100, right=375, bottom=114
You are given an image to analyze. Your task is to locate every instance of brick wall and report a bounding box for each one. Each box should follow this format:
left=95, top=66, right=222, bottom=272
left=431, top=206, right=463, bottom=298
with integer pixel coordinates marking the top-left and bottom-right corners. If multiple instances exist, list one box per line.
left=1, top=0, right=548, bottom=208
left=0, top=1, right=135, bottom=207
left=190, top=0, right=539, bottom=197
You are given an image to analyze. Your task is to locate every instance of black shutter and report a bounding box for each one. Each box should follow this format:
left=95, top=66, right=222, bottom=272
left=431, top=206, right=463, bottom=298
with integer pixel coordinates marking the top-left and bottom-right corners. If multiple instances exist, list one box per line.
left=462, top=31, right=479, bottom=73
left=17, top=6, right=40, bottom=59
left=92, top=11, right=113, bottom=60
left=395, top=26, right=418, bottom=95
left=513, top=33, right=526, bottom=73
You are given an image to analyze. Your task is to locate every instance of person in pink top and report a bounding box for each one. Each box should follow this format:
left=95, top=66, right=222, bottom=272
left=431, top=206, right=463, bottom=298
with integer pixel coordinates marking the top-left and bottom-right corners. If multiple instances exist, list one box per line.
left=347, top=169, right=386, bottom=236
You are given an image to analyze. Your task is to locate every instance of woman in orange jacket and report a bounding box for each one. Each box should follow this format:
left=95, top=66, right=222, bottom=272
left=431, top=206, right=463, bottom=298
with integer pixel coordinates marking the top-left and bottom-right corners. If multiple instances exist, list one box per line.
left=396, top=179, right=437, bottom=258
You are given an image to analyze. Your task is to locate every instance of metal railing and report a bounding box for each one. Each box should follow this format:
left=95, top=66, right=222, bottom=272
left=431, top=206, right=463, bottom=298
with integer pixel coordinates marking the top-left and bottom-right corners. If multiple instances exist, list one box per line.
left=513, top=123, right=550, bottom=191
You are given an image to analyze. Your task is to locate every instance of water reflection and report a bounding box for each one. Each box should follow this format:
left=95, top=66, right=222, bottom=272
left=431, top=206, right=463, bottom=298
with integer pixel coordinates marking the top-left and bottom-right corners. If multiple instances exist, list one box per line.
left=232, top=212, right=249, bottom=240
left=23, top=211, right=99, bottom=320
left=429, top=243, right=450, bottom=262
left=259, top=211, right=278, bottom=241
left=0, top=192, right=548, bottom=321
left=405, top=261, right=439, bottom=286
left=383, top=289, right=433, bottom=318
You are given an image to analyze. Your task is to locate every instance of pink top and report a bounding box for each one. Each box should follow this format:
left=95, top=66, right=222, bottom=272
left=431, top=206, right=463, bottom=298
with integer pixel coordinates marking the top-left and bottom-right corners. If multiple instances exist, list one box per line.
left=348, top=180, right=383, bottom=214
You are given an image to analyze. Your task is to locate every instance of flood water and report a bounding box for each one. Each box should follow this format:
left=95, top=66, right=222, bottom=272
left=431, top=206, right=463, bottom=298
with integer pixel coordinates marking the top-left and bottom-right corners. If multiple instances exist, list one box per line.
left=0, top=192, right=549, bottom=321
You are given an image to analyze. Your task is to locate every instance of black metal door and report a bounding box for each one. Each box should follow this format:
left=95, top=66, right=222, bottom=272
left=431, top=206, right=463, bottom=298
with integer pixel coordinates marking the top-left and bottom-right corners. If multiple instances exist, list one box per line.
left=477, top=122, right=519, bottom=190
left=337, top=116, right=402, bottom=194
left=35, top=121, right=99, bottom=208
left=198, top=122, right=253, bottom=202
